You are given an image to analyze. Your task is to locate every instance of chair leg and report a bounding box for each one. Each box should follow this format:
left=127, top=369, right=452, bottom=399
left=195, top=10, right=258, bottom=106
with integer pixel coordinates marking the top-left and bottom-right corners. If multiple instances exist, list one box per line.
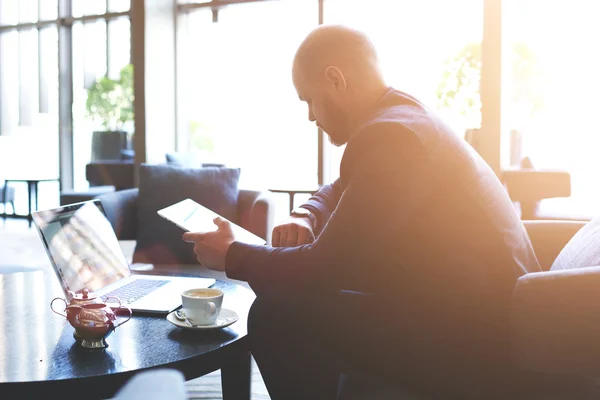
left=9, top=201, right=15, bottom=215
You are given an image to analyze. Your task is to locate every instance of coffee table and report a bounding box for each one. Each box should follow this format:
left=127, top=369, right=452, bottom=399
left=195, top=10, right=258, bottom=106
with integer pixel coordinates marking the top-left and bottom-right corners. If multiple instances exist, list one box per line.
left=0, top=267, right=255, bottom=399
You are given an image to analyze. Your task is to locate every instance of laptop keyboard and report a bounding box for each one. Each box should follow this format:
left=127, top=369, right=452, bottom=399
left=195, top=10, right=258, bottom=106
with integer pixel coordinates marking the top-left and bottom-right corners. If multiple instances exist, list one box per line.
left=101, top=279, right=170, bottom=305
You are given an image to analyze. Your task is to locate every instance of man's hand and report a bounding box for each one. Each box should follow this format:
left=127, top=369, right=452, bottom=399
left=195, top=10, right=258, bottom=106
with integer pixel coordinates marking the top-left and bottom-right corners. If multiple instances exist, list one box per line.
left=272, top=217, right=315, bottom=247
left=182, top=216, right=235, bottom=271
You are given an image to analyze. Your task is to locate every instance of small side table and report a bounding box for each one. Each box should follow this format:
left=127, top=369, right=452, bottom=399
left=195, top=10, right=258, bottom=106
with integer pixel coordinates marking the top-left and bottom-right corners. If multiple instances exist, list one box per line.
left=268, top=188, right=320, bottom=214
left=2, top=177, right=59, bottom=227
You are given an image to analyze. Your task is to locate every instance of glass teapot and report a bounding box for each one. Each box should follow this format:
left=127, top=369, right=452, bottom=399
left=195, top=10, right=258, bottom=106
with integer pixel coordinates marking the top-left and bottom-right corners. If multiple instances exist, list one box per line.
left=51, top=290, right=131, bottom=349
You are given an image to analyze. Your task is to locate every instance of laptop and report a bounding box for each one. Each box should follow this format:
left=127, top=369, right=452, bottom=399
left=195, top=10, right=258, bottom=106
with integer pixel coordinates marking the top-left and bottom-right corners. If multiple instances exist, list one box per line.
left=31, top=199, right=216, bottom=315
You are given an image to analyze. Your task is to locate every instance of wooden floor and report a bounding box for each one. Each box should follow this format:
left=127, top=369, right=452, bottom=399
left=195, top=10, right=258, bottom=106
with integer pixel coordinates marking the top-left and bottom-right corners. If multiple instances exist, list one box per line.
left=0, top=218, right=271, bottom=400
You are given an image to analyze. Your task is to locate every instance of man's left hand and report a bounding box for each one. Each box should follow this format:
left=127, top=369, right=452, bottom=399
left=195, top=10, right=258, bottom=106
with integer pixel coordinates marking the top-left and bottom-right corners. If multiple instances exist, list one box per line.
left=182, top=216, right=235, bottom=271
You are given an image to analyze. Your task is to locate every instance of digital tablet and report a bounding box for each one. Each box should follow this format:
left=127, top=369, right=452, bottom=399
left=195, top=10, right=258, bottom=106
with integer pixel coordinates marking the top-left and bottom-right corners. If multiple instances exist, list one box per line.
left=157, top=198, right=266, bottom=245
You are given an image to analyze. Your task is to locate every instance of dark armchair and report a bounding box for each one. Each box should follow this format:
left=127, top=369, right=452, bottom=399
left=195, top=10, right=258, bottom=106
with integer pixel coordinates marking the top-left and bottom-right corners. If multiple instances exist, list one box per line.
left=60, top=161, right=135, bottom=206
left=336, top=218, right=600, bottom=399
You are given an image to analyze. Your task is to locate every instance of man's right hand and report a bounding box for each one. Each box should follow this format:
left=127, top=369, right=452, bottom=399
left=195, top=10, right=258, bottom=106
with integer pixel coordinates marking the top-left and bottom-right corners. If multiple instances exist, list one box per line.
left=272, top=217, right=315, bottom=247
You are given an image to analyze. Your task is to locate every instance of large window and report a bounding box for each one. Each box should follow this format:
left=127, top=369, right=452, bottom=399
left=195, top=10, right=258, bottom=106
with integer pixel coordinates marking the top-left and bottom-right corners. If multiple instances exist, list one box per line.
left=323, top=0, right=484, bottom=181
left=0, top=0, right=132, bottom=209
left=72, top=15, right=131, bottom=190
left=3, top=0, right=599, bottom=221
left=503, top=0, right=600, bottom=217
left=178, top=0, right=484, bottom=190
left=179, top=0, right=318, bottom=191
left=0, top=0, right=60, bottom=213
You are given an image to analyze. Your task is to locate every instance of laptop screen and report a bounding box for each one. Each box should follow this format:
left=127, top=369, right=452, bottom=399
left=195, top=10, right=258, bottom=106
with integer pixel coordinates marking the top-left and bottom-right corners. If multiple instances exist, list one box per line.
left=32, top=200, right=131, bottom=296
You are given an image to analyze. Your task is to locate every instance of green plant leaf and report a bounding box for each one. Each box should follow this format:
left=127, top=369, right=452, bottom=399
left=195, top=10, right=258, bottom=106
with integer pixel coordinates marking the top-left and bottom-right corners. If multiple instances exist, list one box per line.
left=86, top=64, right=135, bottom=131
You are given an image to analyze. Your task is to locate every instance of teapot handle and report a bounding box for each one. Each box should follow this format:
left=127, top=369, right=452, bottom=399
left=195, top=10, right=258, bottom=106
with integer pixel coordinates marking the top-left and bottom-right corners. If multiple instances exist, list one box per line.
left=113, top=306, right=132, bottom=329
left=50, top=297, right=68, bottom=317
left=105, top=296, right=123, bottom=309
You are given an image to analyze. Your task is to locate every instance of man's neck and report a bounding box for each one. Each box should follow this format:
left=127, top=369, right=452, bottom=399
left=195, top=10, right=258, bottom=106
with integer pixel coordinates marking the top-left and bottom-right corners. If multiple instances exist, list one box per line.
left=346, top=84, right=391, bottom=134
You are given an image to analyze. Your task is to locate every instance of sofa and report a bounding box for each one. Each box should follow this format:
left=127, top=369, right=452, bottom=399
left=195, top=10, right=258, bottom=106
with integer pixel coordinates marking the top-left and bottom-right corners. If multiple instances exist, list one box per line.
left=336, top=218, right=600, bottom=399
left=509, top=219, right=600, bottom=399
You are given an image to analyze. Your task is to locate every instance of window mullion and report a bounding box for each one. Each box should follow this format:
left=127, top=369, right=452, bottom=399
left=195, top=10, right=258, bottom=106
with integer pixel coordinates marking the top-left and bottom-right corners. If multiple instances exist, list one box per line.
left=58, top=0, right=74, bottom=191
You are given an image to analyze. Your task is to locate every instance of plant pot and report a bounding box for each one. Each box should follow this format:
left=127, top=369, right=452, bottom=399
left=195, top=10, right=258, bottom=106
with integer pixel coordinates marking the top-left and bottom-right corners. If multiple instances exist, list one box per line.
left=91, top=131, right=129, bottom=161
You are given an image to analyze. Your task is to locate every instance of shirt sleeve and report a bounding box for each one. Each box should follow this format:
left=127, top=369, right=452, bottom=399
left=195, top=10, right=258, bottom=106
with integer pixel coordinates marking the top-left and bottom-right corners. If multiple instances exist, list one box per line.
left=297, top=179, right=343, bottom=235
left=225, top=127, right=427, bottom=296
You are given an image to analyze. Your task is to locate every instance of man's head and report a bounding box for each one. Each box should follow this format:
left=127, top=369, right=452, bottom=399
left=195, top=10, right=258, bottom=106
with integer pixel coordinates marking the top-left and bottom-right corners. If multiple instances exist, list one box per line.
left=292, top=25, right=387, bottom=146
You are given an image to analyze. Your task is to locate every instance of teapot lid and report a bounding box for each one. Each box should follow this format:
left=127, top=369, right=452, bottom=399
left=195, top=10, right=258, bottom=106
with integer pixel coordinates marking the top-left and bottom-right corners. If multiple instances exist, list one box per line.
left=68, top=289, right=97, bottom=302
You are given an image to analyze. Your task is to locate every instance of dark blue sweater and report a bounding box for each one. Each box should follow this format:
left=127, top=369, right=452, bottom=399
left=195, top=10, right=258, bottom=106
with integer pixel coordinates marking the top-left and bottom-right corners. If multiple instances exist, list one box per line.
left=226, top=88, right=540, bottom=384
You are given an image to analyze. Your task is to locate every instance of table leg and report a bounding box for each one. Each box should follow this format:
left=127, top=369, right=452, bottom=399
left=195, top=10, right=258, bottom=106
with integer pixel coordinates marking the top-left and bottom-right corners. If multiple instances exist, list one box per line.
left=288, top=192, right=296, bottom=214
left=28, top=181, right=34, bottom=228
left=2, top=183, right=7, bottom=222
left=221, top=350, right=251, bottom=400
left=35, top=182, right=39, bottom=211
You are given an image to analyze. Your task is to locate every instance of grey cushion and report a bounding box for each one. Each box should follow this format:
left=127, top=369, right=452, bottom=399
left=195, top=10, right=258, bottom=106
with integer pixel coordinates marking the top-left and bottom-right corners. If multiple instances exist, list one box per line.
left=134, top=164, right=240, bottom=266
left=550, top=217, right=600, bottom=270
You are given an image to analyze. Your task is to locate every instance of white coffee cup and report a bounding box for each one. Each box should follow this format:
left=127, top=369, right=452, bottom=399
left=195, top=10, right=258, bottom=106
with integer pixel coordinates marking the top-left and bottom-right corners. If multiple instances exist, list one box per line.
left=180, top=288, right=224, bottom=325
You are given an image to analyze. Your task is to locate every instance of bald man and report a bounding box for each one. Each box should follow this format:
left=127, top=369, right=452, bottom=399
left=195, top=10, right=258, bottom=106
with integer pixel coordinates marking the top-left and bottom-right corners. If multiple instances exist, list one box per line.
left=183, top=25, right=540, bottom=399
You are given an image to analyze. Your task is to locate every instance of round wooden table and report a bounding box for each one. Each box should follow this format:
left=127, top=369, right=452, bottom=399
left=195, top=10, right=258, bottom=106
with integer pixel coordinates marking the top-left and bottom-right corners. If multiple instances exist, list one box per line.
left=0, top=267, right=255, bottom=399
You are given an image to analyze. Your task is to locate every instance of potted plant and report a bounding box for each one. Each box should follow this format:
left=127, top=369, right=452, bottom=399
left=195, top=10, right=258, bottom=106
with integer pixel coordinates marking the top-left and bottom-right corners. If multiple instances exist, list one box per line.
left=86, top=64, right=134, bottom=161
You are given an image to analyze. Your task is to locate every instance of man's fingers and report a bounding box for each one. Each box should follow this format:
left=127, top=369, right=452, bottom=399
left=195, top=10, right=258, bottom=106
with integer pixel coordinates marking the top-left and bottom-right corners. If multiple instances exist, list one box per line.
left=296, top=229, right=314, bottom=246
left=182, top=232, right=196, bottom=243
left=182, top=232, right=205, bottom=243
left=272, top=223, right=315, bottom=247
left=272, top=226, right=281, bottom=247
left=286, top=229, right=299, bottom=247
left=279, top=229, right=289, bottom=247
left=213, top=216, right=227, bottom=227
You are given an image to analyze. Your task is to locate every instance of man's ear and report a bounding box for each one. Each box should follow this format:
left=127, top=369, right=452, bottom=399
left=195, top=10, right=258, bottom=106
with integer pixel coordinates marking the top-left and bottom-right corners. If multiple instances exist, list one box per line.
left=324, top=66, right=347, bottom=93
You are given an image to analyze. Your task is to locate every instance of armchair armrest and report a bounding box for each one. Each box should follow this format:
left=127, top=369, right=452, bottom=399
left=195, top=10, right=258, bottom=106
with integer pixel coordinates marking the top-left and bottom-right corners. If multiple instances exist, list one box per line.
left=237, top=189, right=276, bottom=245
left=503, top=169, right=571, bottom=203
left=523, top=220, right=587, bottom=270
left=503, top=168, right=571, bottom=220
left=511, top=267, right=600, bottom=379
left=96, top=188, right=139, bottom=240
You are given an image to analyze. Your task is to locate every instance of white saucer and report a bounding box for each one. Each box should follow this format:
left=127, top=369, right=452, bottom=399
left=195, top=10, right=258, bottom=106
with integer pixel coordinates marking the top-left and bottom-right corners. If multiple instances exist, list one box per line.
left=166, top=308, right=239, bottom=330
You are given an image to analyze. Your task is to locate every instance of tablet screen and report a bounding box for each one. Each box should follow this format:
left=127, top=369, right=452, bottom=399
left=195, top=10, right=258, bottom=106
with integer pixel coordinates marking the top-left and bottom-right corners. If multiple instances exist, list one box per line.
left=157, top=198, right=266, bottom=245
